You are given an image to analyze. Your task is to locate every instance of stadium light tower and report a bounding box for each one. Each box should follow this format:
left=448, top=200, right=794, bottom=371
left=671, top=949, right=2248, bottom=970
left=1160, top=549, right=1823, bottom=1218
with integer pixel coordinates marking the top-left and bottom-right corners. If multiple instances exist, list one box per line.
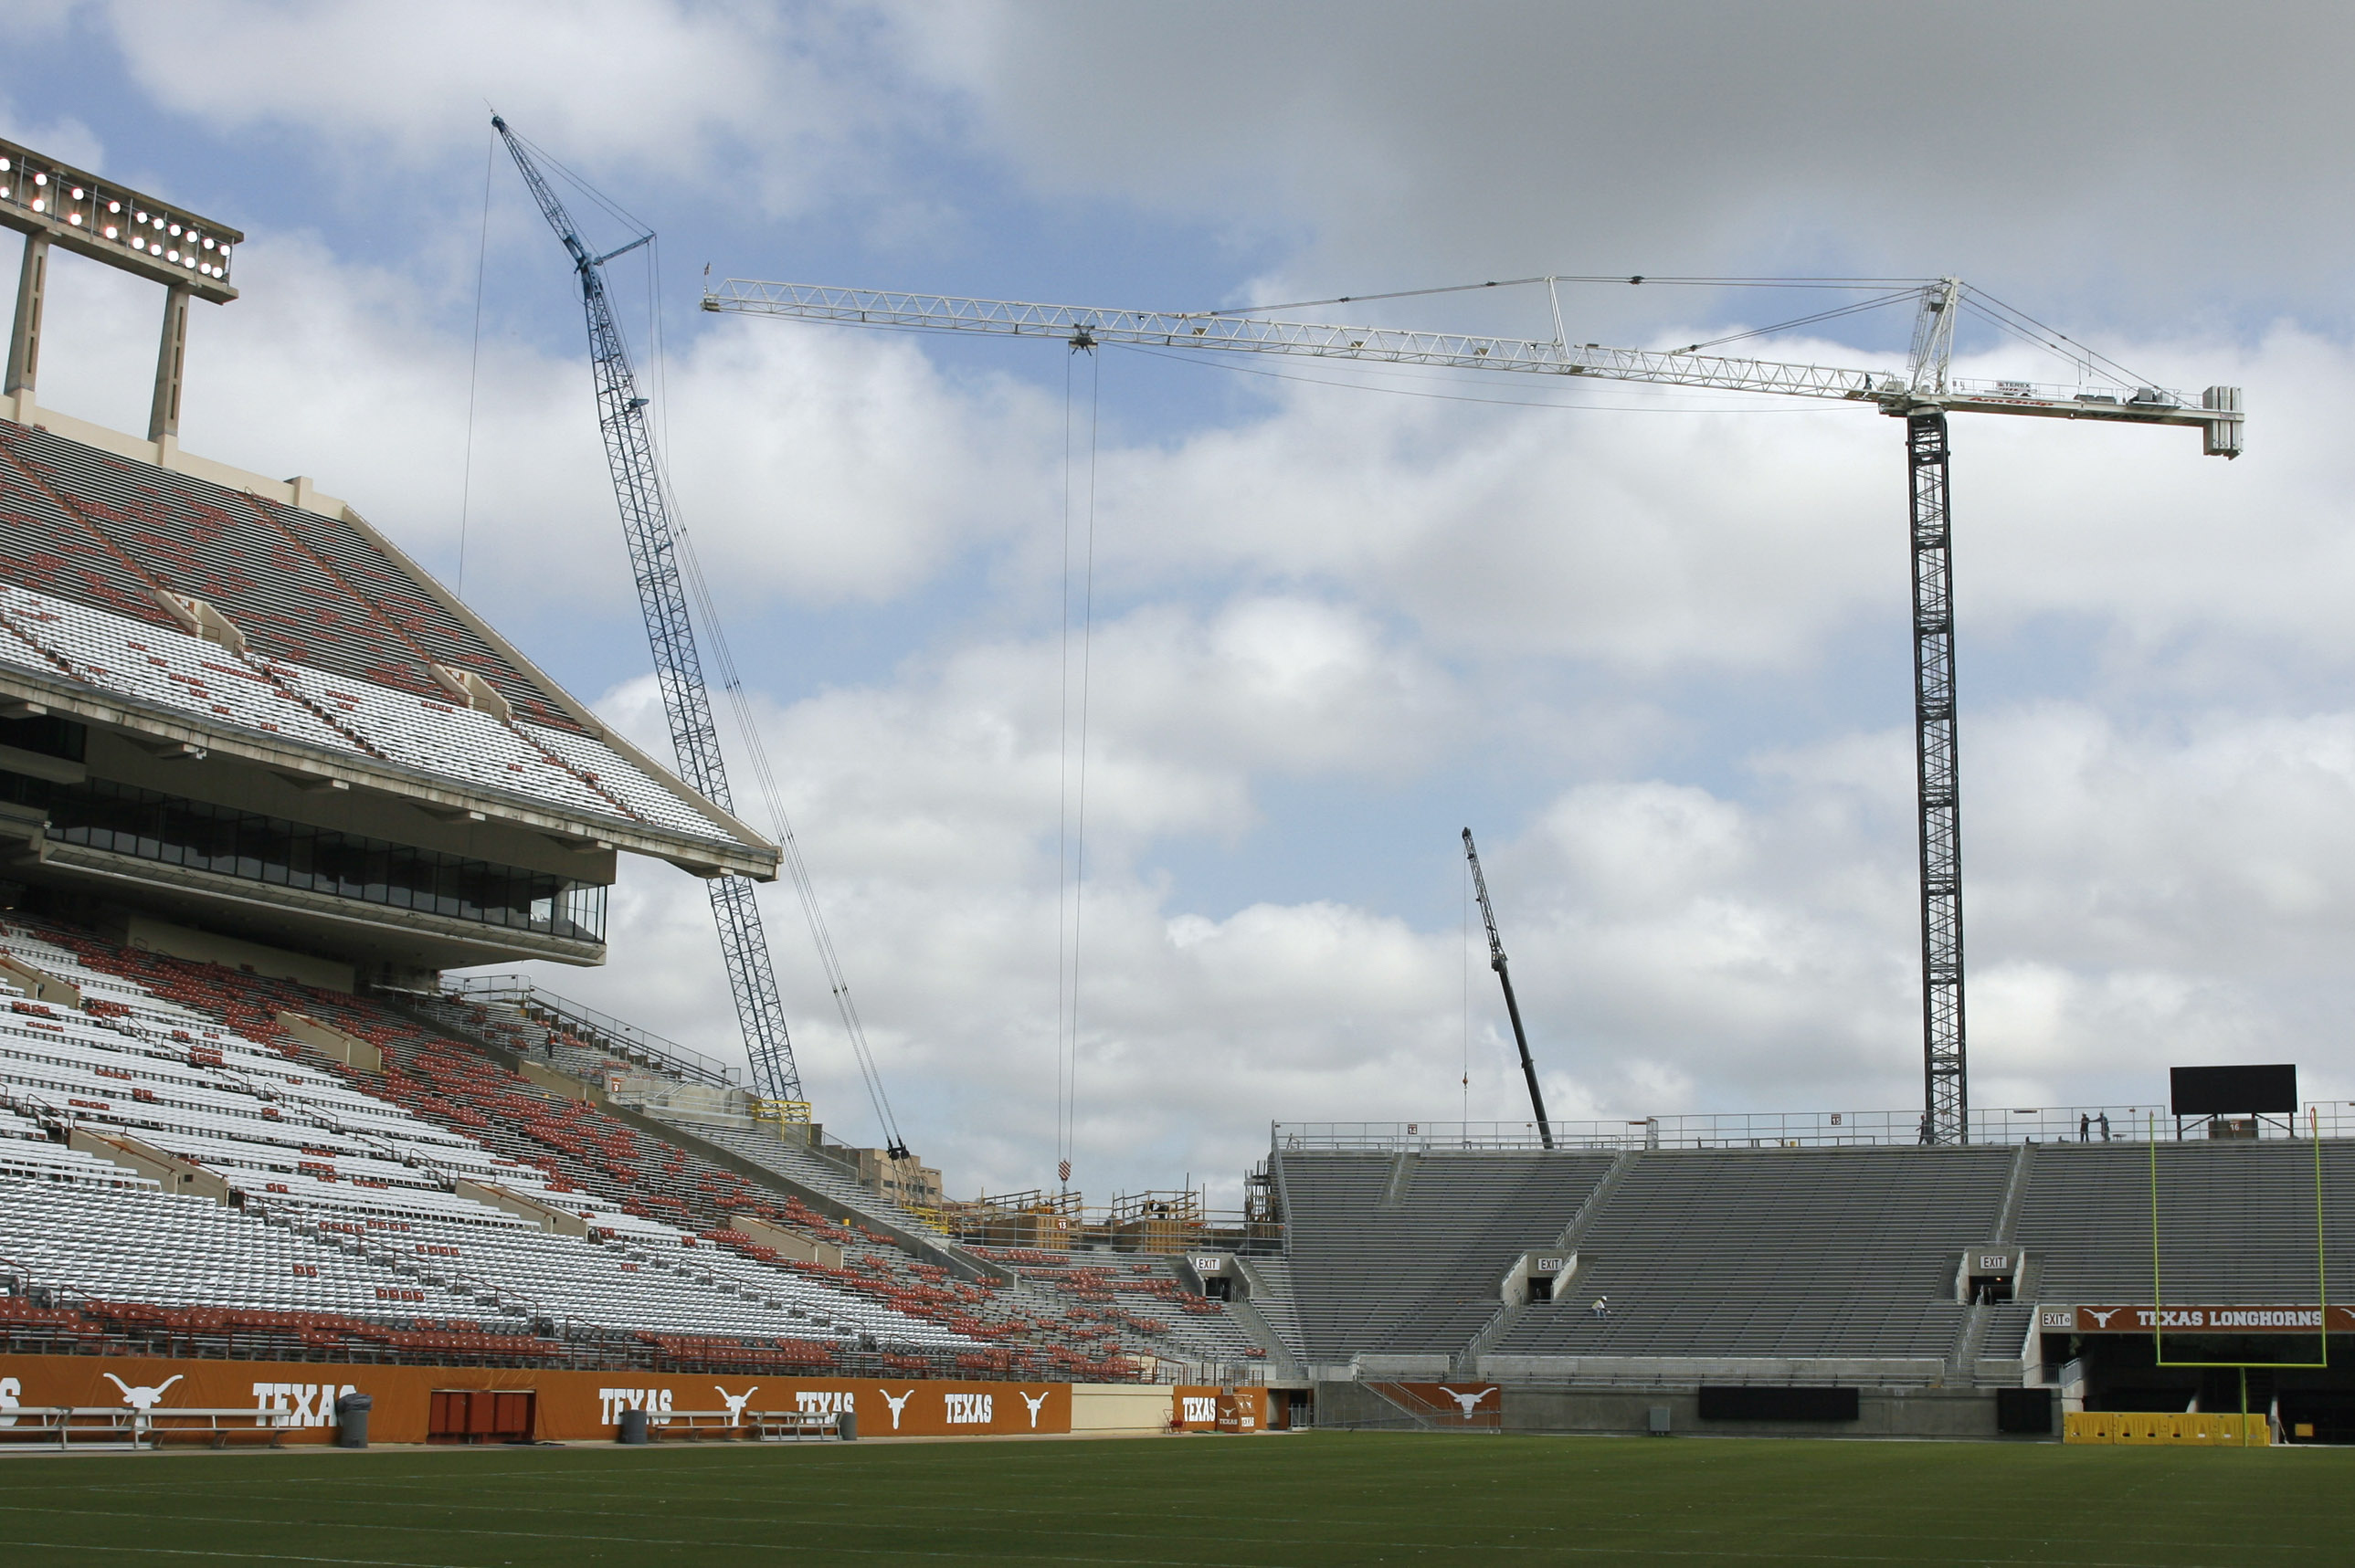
left=704, top=272, right=2244, bottom=1143
left=0, top=136, right=243, bottom=443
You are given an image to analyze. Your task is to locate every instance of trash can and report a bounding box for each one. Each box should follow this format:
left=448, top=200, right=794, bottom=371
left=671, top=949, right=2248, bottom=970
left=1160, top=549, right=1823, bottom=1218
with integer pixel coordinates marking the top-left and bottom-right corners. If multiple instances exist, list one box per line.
left=837, top=1409, right=857, bottom=1442
left=333, top=1392, right=373, bottom=1449
left=618, top=1407, right=650, bottom=1445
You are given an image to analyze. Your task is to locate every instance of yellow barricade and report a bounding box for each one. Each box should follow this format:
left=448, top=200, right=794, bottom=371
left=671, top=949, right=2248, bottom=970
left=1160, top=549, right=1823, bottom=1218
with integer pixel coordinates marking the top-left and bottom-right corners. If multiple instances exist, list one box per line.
left=2062, top=1410, right=2270, bottom=1446
left=2064, top=1412, right=2114, bottom=1444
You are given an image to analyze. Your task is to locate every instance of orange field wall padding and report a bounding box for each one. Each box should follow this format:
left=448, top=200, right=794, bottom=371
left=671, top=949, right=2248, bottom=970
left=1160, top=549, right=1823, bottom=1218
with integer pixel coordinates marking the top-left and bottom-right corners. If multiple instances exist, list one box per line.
left=0, top=1355, right=1074, bottom=1442
left=1170, top=1385, right=1269, bottom=1431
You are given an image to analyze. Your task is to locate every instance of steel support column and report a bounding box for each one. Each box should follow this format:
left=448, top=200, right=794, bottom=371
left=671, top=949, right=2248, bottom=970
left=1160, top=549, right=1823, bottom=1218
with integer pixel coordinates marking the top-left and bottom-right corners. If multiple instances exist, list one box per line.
left=5, top=232, right=48, bottom=400
left=1907, top=410, right=1968, bottom=1143
left=148, top=283, right=190, bottom=442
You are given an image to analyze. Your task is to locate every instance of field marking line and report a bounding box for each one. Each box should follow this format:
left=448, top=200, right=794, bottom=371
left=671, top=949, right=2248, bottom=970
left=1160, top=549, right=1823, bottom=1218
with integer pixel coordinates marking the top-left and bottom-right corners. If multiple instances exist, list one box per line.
left=8, top=1542, right=460, bottom=1568
left=0, top=1500, right=2285, bottom=1568
left=0, top=1502, right=1211, bottom=1568
left=112, top=1482, right=2326, bottom=1560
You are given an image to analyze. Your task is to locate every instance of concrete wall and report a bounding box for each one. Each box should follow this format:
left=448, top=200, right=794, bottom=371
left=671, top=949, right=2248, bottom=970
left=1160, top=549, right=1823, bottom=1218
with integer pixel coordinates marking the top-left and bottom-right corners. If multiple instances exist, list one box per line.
left=1313, top=1379, right=2041, bottom=1441
left=454, top=1179, right=589, bottom=1237
left=0, top=952, right=80, bottom=1006
left=730, top=1214, right=845, bottom=1270
left=112, top=912, right=354, bottom=993
left=275, top=1010, right=380, bottom=1071
left=519, top=1059, right=602, bottom=1103
left=69, top=1127, right=232, bottom=1204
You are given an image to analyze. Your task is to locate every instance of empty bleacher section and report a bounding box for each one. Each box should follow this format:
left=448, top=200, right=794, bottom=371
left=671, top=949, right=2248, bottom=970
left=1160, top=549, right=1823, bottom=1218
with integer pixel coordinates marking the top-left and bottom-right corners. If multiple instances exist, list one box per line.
left=2015, top=1140, right=2355, bottom=1303
left=0, top=414, right=776, bottom=988
left=1267, top=1126, right=2355, bottom=1413
left=0, top=910, right=1262, bottom=1383
left=1485, top=1146, right=2011, bottom=1373
left=1273, top=1149, right=1614, bottom=1366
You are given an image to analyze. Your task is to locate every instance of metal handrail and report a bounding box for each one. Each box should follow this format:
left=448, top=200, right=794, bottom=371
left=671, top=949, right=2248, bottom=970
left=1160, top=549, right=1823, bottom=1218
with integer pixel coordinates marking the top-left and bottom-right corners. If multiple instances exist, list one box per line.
left=438, top=976, right=741, bottom=1089
left=1274, top=1103, right=2355, bottom=1153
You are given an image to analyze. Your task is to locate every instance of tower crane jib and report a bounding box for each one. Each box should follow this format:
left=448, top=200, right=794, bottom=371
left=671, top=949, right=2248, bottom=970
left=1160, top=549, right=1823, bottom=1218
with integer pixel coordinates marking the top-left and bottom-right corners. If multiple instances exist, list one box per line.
left=702, top=272, right=2243, bottom=1145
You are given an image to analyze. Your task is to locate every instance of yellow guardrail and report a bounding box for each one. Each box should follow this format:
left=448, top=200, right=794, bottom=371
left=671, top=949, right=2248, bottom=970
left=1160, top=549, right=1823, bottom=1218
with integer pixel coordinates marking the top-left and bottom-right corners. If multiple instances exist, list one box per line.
left=754, top=1100, right=812, bottom=1125
left=2064, top=1412, right=2271, bottom=1446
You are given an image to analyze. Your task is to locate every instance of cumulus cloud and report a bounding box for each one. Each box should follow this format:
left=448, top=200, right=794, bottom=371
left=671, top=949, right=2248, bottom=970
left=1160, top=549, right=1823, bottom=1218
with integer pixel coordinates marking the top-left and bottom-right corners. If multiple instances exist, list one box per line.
left=899, top=2, right=2355, bottom=324
left=5, top=5, right=2350, bottom=1205
left=79, top=0, right=935, bottom=216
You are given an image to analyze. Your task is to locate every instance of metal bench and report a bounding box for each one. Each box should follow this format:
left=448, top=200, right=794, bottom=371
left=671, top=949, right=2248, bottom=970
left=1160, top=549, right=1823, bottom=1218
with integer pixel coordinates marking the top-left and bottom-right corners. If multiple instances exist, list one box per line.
left=0, top=1406, right=289, bottom=1449
left=748, top=1410, right=844, bottom=1442
left=644, top=1409, right=753, bottom=1441
left=645, top=1408, right=846, bottom=1442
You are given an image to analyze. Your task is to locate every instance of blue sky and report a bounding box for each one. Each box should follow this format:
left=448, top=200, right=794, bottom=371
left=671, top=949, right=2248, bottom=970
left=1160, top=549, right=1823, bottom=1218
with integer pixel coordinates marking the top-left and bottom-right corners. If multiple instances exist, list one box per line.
left=5, top=2, right=2353, bottom=1202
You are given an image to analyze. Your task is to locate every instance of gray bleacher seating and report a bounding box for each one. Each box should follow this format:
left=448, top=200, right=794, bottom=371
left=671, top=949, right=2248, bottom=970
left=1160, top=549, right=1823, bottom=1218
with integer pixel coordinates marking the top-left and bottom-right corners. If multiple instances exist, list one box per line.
left=1276, top=1149, right=1615, bottom=1361
left=2014, top=1141, right=2355, bottom=1303
left=1488, top=1146, right=2012, bottom=1363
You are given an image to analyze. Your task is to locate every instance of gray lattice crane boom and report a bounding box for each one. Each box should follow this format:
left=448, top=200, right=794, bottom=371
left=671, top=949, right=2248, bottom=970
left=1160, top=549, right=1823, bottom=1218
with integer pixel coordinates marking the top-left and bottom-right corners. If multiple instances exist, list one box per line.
left=1463, top=827, right=1553, bottom=1150
left=497, top=119, right=803, bottom=1104
left=703, top=272, right=2243, bottom=1144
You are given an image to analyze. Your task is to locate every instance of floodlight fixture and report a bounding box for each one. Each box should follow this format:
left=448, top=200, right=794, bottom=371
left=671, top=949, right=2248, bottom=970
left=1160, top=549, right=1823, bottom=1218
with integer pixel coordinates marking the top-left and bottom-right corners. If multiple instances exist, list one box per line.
left=0, top=137, right=241, bottom=301
left=3, top=136, right=244, bottom=442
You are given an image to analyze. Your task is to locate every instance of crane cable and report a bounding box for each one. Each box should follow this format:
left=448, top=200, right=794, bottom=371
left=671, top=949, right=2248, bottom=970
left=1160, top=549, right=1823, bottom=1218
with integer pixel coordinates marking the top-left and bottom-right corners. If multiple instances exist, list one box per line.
left=1055, top=341, right=1102, bottom=1191
left=457, top=130, right=493, bottom=598
left=513, top=138, right=909, bottom=1153
left=660, top=418, right=909, bottom=1158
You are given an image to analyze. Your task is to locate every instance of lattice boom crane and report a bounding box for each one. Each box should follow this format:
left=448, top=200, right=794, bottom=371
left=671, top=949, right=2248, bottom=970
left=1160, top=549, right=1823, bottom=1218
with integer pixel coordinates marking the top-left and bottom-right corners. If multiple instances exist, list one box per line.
left=499, top=120, right=804, bottom=1105
left=1463, top=827, right=1553, bottom=1150
left=702, top=273, right=2243, bottom=1144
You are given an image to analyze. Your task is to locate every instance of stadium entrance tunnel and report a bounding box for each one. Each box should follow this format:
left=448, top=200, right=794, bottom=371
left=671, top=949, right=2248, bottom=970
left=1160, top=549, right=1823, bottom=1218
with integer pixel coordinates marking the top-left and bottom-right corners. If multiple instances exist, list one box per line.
left=2054, top=1331, right=2355, bottom=1441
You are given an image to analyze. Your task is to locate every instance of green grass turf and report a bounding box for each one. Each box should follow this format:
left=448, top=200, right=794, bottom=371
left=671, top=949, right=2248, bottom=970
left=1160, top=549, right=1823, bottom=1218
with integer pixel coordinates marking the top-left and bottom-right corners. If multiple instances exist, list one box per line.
left=0, top=1432, right=2346, bottom=1567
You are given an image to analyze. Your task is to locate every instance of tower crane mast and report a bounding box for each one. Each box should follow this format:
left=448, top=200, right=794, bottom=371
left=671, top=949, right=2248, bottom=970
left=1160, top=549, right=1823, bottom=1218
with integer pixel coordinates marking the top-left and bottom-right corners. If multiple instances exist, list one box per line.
left=1463, top=828, right=1554, bottom=1150
left=702, top=272, right=2244, bottom=1144
left=496, top=119, right=804, bottom=1104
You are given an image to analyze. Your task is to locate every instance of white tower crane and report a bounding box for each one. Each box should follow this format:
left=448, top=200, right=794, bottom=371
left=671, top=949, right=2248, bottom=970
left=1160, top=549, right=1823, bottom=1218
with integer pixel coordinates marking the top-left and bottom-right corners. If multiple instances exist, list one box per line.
left=702, top=273, right=2243, bottom=1144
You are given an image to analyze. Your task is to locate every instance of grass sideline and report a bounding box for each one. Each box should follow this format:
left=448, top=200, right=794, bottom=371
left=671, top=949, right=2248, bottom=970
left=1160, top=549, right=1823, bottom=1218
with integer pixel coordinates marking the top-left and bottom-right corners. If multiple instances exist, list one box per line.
left=0, top=1432, right=2345, bottom=1566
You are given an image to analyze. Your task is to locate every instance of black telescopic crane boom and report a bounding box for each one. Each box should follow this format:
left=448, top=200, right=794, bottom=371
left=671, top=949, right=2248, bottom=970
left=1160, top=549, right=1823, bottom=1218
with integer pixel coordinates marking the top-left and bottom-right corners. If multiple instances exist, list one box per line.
left=1463, top=827, right=1554, bottom=1149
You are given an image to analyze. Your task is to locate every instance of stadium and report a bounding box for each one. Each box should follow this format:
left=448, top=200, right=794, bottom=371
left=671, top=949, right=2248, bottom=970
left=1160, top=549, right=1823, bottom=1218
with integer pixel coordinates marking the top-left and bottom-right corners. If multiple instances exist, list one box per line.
left=0, top=49, right=2350, bottom=1568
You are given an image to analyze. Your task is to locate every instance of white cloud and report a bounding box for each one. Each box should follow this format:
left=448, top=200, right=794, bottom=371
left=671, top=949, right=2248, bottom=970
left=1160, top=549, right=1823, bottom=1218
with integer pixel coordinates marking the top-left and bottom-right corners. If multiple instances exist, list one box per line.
left=83, top=0, right=932, bottom=216
left=898, top=3, right=2355, bottom=321
left=12, top=5, right=2355, bottom=1206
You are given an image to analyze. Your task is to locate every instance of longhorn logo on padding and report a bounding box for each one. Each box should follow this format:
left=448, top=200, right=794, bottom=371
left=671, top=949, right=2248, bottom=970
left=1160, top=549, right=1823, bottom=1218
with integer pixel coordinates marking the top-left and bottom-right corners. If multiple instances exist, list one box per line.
left=715, top=1385, right=758, bottom=1421
left=102, top=1373, right=184, bottom=1412
left=1440, top=1385, right=1496, bottom=1419
left=1021, top=1390, right=1050, bottom=1428
left=881, top=1387, right=915, bottom=1430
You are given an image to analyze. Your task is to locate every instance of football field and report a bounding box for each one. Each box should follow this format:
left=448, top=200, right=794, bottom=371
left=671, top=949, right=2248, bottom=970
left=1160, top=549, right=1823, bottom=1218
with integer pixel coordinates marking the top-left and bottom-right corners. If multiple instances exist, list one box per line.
left=0, top=1431, right=2341, bottom=1566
